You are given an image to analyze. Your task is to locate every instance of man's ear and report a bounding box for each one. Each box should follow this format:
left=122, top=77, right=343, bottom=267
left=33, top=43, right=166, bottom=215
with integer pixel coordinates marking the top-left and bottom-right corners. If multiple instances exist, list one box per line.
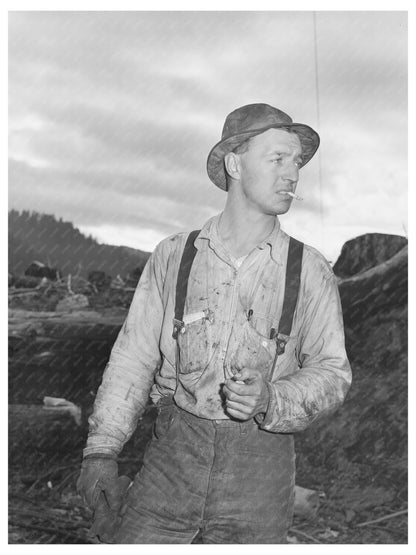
left=224, top=152, right=241, bottom=181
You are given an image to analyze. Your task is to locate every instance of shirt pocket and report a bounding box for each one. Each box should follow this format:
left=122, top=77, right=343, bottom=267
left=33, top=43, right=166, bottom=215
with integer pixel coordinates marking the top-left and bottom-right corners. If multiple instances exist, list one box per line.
left=177, top=311, right=213, bottom=375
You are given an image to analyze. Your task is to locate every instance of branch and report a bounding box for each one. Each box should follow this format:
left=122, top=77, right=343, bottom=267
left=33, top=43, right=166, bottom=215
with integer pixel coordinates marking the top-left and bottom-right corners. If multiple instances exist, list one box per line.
left=289, top=527, right=320, bottom=543
left=356, top=509, right=408, bottom=528
left=9, top=507, right=89, bottom=529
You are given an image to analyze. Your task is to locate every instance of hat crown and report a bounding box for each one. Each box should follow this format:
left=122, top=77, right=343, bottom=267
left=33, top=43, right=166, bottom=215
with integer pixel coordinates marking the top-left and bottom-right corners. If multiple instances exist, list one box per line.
left=222, top=103, right=293, bottom=141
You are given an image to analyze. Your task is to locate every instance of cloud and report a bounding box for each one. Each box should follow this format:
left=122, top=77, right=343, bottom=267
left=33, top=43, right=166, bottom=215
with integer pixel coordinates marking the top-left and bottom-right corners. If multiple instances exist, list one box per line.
left=8, top=158, right=224, bottom=233
left=8, top=11, right=407, bottom=259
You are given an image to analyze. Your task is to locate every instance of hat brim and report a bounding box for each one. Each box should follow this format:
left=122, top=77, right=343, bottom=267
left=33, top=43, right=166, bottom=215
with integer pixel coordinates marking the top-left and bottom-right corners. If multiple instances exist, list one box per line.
left=206, top=123, right=320, bottom=191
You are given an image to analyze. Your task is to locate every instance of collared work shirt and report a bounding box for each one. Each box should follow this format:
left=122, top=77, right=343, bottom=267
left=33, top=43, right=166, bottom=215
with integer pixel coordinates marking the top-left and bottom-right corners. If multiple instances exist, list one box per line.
left=84, top=214, right=351, bottom=457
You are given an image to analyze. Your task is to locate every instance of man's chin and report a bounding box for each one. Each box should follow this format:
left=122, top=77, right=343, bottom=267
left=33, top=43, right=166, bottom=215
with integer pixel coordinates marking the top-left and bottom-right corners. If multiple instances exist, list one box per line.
left=268, top=203, right=291, bottom=216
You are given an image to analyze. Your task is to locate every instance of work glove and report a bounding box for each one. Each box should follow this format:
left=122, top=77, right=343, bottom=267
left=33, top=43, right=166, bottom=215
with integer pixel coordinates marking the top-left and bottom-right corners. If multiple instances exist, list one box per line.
left=77, top=455, right=119, bottom=510
left=76, top=455, right=131, bottom=543
left=88, top=475, right=132, bottom=543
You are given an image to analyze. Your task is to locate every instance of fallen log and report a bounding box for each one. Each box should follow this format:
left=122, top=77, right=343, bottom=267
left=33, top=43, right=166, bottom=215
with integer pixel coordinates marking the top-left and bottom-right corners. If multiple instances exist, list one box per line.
left=8, top=309, right=124, bottom=405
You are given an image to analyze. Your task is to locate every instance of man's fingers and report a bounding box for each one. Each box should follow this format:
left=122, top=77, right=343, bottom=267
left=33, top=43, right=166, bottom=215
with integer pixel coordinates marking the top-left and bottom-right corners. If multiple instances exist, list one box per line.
left=234, top=367, right=261, bottom=382
left=100, top=477, right=131, bottom=511
left=224, top=380, right=257, bottom=396
left=224, top=380, right=262, bottom=401
left=79, top=480, right=101, bottom=510
left=223, top=383, right=254, bottom=402
left=226, top=406, right=252, bottom=421
left=224, top=368, right=269, bottom=417
left=225, top=399, right=251, bottom=412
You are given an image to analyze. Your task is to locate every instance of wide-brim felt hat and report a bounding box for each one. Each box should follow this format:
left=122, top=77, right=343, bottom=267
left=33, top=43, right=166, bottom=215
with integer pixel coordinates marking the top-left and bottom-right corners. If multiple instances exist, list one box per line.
left=207, top=103, right=320, bottom=190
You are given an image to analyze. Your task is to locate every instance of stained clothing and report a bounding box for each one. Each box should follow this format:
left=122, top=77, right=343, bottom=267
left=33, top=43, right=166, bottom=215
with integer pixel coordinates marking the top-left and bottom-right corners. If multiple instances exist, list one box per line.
left=84, top=213, right=351, bottom=458
left=115, top=399, right=295, bottom=544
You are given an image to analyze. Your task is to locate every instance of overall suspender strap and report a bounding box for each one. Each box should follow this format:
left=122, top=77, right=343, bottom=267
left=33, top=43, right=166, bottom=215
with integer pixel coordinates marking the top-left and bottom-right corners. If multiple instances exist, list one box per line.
left=172, top=230, right=201, bottom=339
left=272, top=236, right=304, bottom=356
left=172, top=231, right=303, bottom=371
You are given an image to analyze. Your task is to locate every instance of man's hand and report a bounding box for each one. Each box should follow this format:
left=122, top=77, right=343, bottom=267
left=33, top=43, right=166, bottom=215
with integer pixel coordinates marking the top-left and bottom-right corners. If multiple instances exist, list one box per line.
left=88, top=476, right=132, bottom=543
left=76, top=456, right=131, bottom=543
left=223, top=367, right=270, bottom=421
left=76, top=455, right=118, bottom=511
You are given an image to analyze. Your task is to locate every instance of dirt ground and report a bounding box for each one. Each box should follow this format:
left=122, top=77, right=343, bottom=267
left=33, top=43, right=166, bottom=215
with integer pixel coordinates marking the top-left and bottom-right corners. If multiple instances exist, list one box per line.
left=9, top=401, right=407, bottom=545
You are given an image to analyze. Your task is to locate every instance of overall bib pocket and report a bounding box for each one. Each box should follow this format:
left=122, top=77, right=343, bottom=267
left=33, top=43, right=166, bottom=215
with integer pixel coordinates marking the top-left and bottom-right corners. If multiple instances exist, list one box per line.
left=230, top=313, right=298, bottom=380
left=176, top=311, right=213, bottom=375
left=230, top=315, right=277, bottom=376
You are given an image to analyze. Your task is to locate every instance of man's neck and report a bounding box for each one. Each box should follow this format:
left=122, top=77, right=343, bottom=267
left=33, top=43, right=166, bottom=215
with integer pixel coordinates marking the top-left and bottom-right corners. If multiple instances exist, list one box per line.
left=217, top=198, right=277, bottom=258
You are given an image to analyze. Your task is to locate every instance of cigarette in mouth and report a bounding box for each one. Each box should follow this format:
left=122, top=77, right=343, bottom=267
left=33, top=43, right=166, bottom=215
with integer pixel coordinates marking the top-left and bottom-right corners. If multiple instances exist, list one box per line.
left=280, top=191, right=303, bottom=201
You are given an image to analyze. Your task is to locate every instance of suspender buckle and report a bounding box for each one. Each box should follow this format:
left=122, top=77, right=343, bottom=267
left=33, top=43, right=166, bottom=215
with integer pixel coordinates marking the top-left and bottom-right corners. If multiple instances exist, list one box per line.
left=275, top=333, right=290, bottom=355
left=172, top=318, right=185, bottom=340
left=203, top=308, right=215, bottom=324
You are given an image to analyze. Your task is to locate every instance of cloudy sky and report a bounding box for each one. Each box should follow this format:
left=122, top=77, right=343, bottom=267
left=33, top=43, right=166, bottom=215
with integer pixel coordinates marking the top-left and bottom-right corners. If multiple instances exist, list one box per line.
left=8, top=10, right=407, bottom=262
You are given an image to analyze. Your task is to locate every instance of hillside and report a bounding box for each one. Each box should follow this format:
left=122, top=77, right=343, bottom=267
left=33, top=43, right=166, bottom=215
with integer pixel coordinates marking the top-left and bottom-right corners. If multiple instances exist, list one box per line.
left=8, top=210, right=150, bottom=279
left=294, top=232, right=407, bottom=542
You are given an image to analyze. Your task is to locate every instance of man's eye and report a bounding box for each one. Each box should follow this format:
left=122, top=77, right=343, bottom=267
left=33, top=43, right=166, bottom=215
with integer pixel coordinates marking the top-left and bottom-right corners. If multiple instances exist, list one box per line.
left=272, top=158, right=282, bottom=164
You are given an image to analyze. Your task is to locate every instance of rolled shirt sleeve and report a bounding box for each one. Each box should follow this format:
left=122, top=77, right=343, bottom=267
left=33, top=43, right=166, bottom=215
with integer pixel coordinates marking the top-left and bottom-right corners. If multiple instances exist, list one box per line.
left=83, top=242, right=167, bottom=458
left=259, top=267, right=352, bottom=433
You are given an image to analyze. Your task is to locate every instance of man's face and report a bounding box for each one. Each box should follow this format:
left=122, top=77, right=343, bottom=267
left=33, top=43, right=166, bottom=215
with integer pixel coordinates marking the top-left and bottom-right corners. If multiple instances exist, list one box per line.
left=236, top=128, right=303, bottom=216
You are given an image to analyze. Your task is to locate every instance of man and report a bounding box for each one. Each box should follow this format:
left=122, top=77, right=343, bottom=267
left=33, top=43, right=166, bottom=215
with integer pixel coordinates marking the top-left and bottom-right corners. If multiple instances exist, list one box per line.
left=77, top=103, right=351, bottom=544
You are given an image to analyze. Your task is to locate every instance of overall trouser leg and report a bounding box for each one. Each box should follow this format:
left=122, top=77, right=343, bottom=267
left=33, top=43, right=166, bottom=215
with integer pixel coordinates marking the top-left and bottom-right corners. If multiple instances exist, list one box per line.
left=115, top=402, right=213, bottom=543
left=115, top=402, right=295, bottom=544
left=201, top=417, right=295, bottom=543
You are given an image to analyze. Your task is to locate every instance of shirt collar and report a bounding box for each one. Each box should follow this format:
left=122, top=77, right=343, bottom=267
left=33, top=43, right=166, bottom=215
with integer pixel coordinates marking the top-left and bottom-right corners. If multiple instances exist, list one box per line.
left=195, top=212, right=284, bottom=265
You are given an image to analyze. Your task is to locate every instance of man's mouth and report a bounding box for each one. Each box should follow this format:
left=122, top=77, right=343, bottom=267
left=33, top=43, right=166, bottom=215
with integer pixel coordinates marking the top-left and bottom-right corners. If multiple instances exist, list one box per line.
left=278, top=191, right=303, bottom=201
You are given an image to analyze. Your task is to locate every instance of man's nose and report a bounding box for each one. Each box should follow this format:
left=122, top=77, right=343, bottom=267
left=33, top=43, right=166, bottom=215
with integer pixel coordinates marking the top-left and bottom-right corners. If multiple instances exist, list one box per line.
left=282, top=161, right=299, bottom=183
